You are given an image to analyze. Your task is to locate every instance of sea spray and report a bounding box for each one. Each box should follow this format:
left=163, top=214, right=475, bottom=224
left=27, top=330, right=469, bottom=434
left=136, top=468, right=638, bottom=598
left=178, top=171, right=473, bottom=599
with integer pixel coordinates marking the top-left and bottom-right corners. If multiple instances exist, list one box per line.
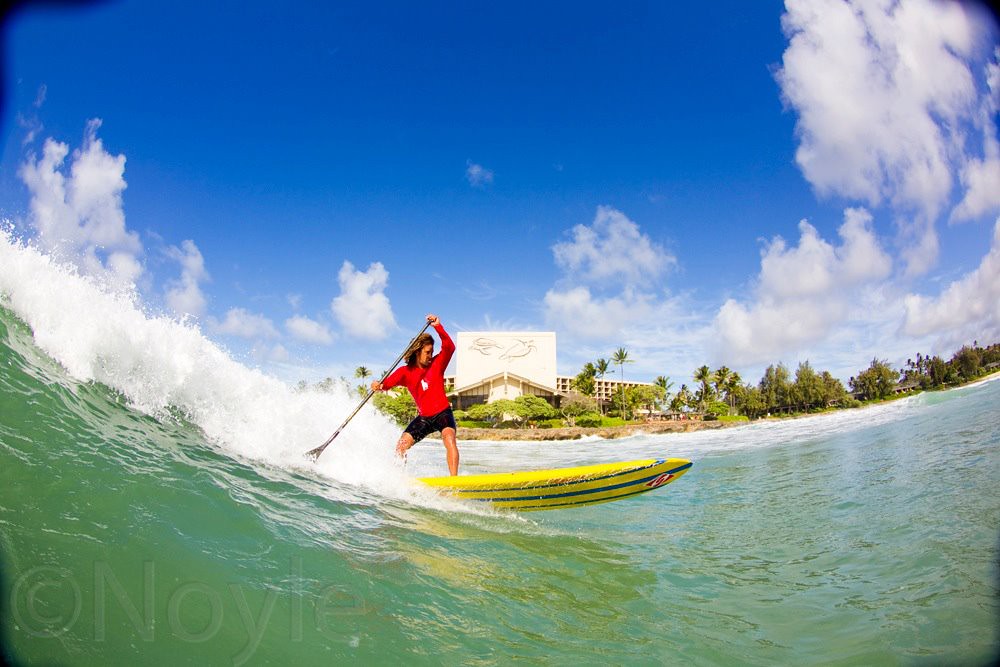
left=0, top=226, right=440, bottom=505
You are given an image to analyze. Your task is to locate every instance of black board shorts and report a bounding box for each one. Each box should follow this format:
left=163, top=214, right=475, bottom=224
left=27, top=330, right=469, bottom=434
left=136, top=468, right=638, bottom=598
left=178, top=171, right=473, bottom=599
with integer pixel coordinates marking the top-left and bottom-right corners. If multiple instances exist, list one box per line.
left=404, top=407, right=457, bottom=444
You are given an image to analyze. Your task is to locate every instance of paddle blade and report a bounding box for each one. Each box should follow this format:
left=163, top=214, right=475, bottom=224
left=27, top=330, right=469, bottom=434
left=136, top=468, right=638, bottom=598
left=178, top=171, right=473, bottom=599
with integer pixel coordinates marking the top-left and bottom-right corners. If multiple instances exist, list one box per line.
left=304, top=439, right=332, bottom=462
left=304, top=426, right=343, bottom=462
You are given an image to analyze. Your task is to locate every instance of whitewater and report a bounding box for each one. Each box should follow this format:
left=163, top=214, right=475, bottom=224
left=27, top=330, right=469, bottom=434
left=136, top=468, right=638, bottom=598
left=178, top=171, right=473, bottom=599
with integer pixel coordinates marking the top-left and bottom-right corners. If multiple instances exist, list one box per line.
left=1, top=229, right=998, bottom=665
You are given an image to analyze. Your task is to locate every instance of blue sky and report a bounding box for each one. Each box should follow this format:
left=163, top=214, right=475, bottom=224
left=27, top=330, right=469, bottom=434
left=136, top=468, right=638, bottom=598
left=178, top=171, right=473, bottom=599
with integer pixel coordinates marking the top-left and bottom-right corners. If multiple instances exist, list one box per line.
left=1, top=0, right=998, bottom=387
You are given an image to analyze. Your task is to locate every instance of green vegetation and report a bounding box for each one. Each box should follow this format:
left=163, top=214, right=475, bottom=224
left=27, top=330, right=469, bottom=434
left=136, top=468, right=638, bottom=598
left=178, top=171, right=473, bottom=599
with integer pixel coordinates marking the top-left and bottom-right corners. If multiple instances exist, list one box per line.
left=731, top=341, right=999, bottom=419
left=372, top=387, right=417, bottom=427
left=733, top=361, right=852, bottom=418
left=310, top=341, right=999, bottom=432
left=571, top=339, right=999, bottom=425
left=466, top=394, right=558, bottom=428
left=717, top=415, right=750, bottom=424
left=898, top=343, right=1000, bottom=390
left=572, top=361, right=597, bottom=399
left=354, top=366, right=372, bottom=397
left=849, top=358, right=898, bottom=401
left=574, top=414, right=603, bottom=428
left=611, top=347, right=634, bottom=417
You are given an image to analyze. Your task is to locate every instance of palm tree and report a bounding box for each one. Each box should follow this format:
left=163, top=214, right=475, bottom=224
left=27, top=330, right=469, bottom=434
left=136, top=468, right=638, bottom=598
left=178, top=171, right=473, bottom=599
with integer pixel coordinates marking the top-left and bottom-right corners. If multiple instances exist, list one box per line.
left=714, top=366, right=731, bottom=399
left=724, top=371, right=742, bottom=415
left=355, top=366, right=372, bottom=397
left=671, top=384, right=693, bottom=412
left=611, top=347, right=633, bottom=419
left=595, top=358, right=611, bottom=414
left=654, top=375, right=674, bottom=412
left=693, top=365, right=715, bottom=411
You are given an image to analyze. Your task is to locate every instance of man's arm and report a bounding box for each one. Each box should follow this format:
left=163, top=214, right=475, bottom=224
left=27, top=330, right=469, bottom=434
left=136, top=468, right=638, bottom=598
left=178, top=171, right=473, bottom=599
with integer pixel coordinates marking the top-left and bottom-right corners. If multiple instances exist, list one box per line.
left=434, top=322, right=455, bottom=367
left=377, top=366, right=407, bottom=392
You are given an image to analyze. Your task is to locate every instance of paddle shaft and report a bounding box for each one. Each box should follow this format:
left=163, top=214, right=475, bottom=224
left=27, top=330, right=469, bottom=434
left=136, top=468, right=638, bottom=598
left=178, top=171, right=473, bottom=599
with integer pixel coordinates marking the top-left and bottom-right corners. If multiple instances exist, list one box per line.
left=305, top=321, right=432, bottom=461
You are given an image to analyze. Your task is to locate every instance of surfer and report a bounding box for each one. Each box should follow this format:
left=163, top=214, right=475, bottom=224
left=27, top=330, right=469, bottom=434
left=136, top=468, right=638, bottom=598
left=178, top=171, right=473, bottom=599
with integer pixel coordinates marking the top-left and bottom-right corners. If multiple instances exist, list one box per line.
left=371, top=314, right=460, bottom=475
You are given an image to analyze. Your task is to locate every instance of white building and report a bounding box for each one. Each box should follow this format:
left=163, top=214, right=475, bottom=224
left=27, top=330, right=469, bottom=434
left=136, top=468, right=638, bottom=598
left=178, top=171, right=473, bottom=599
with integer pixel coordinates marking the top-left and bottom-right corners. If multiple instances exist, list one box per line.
left=445, top=331, right=652, bottom=410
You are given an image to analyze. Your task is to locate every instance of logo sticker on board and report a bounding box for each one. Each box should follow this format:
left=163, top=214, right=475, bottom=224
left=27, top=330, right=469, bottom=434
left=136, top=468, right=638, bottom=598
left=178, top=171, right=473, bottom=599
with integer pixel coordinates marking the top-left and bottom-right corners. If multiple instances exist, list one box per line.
left=645, top=473, right=674, bottom=488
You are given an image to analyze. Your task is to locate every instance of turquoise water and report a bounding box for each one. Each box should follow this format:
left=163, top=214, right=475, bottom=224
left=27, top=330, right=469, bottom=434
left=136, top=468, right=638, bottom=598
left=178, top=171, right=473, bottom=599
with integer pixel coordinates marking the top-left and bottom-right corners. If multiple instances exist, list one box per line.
left=1, top=234, right=998, bottom=665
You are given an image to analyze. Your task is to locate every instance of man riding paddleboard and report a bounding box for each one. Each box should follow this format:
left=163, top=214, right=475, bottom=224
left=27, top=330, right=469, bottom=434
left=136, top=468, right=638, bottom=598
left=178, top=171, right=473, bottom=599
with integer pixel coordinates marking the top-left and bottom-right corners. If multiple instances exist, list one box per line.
left=372, top=314, right=459, bottom=475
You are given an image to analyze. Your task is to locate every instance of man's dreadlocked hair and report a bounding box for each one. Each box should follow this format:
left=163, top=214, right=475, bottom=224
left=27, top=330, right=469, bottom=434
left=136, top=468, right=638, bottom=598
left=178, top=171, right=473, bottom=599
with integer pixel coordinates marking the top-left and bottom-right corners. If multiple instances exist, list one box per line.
left=404, top=333, right=435, bottom=367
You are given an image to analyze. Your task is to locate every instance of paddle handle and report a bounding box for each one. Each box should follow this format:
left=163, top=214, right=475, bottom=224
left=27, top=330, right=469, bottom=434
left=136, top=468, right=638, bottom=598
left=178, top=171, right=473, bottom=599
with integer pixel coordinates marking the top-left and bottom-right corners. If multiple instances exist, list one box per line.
left=305, top=321, right=432, bottom=461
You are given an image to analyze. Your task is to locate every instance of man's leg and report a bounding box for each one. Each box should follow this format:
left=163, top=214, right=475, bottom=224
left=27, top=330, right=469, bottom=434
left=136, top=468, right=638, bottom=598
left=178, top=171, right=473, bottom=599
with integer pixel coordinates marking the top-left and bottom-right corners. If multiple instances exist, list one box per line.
left=395, top=432, right=416, bottom=460
left=441, top=427, right=459, bottom=476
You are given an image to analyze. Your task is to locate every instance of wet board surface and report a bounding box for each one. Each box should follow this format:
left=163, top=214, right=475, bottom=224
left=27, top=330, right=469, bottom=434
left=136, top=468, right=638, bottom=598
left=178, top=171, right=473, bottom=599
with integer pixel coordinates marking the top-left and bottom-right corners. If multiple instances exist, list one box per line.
left=420, top=458, right=692, bottom=511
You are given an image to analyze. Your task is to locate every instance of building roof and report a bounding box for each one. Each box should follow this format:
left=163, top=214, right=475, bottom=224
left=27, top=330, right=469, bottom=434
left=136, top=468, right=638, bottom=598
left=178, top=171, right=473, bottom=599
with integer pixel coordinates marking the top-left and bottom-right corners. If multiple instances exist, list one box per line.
left=449, top=370, right=558, bottom=396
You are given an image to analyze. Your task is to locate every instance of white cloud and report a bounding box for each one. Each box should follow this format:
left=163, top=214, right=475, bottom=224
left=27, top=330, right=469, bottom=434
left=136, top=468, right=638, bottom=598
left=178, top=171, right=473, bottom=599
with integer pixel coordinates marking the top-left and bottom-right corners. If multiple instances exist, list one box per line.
left=902, top=217, right=1000, bottom=348
left=952, top=50, right=1000, bottom=223
left=760, top=208, right=891, bottom=298
left=543, top=286, right=654, bottom=339
left=543, top=207, right=676, bottom=340
left=777, top=0, right=995, bottom=274
left=211, top=307, right=280, bottom=339
left=331, top=260, right=397, bottom=339
left=953, top=156, right=1000, bottom=222
left=465, top=161, right=494, bottom=187
left=712, top=208, right=892, bottom=365
left=552, top=206, right=674, bottom=287
left=19, top=119, right=142, bottom=286
left=164, top=239, right=209, bottom=318
left=285, top=315, right=334, bottom=345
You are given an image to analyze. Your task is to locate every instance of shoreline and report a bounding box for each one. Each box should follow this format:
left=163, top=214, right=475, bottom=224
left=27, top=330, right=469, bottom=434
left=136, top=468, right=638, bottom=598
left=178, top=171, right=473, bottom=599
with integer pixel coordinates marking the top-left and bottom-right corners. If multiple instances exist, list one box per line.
left=453, top=371, right=1000, bottom=442
left=457, top=419, right=731, bottom=441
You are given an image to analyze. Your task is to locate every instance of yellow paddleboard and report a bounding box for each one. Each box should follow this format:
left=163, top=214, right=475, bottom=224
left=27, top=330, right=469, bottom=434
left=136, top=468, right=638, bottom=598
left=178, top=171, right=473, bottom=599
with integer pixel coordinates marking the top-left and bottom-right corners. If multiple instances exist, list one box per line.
left=420, top=458, right=692, bottom=511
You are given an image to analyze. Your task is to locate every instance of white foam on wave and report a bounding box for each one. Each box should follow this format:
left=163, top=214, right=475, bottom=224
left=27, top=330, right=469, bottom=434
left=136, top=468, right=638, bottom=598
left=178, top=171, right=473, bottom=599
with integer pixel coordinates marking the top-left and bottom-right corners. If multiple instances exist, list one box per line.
left=0, top=228, right=466, bottom=512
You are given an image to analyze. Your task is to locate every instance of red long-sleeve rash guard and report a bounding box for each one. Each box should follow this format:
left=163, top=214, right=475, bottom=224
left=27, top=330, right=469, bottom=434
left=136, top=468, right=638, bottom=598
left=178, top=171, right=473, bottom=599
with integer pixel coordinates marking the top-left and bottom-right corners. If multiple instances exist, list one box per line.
left=381, top=323, right=455, bottom=416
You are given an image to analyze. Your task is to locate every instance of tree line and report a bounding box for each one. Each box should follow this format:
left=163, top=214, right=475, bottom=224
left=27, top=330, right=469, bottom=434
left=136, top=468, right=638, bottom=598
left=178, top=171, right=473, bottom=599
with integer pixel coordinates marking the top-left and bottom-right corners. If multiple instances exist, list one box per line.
left=569, top=340, right=1000, bottom=421
left=299, top=341, right=999, bottom=428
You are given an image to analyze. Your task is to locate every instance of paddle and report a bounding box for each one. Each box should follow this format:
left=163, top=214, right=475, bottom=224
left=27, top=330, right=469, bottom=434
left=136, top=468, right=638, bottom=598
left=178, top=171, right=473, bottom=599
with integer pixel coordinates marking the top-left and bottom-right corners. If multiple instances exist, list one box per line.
left=304, top=321, right=432, bottom=462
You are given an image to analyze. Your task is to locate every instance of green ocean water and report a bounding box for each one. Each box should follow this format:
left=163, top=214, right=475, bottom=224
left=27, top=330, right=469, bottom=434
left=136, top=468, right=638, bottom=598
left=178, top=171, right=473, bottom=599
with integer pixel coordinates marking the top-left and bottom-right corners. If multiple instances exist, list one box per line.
left=1, top=299, right=999, bottom=665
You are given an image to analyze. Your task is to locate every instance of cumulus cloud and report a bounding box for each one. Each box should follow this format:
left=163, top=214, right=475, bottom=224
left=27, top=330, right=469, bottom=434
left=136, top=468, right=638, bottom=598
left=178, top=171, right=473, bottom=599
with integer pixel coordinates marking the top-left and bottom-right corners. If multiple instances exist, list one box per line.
left=285, top=315, right=334, bottom=345
left=552, top=206, right=674, bottom=286
left=544, top=287, right=655, bottom=339
left=777, top=0, right=997, bottom=275
left=713, top=208, right=893, bottom=365
left=902, top=217, right=1000, bottom=348
left=164, top=240, right=209, bottom=318
left=19, top=119, right=142, bottom=286
left=211, top=307, right=280, bottom=339
left=331, top=260, right=397, bottom=339
left=465, top=161, right=494, bottom=187
left=544, top=207, right=675, bottom=339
